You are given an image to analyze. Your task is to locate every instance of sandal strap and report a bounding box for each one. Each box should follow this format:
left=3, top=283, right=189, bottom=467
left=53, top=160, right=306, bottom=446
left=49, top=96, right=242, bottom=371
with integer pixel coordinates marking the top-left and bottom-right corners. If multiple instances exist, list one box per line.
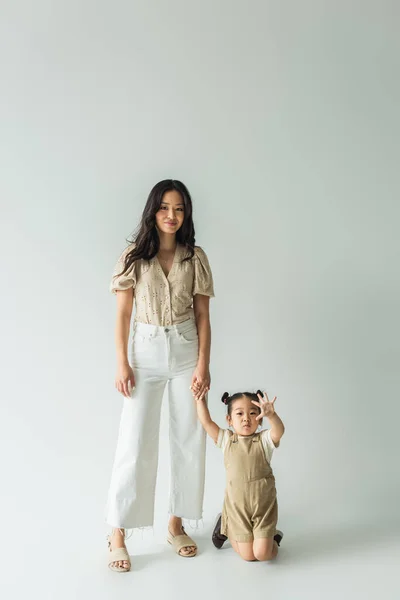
left=108, top=547, right=131, bottom=564
left=168, top=532, right=197, bottom=553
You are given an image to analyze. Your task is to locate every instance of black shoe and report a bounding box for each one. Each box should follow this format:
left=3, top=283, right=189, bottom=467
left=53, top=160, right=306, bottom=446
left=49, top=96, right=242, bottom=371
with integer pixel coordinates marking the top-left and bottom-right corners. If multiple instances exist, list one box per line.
left=212, top=513, right=228, bottom=549
left=274, top=530, right=284, bottom=546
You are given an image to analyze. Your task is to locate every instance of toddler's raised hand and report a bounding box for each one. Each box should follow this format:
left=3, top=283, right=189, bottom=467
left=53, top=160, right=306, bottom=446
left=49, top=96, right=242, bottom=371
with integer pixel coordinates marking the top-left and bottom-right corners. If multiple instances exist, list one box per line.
left=252, top=391, right=277, bottom=420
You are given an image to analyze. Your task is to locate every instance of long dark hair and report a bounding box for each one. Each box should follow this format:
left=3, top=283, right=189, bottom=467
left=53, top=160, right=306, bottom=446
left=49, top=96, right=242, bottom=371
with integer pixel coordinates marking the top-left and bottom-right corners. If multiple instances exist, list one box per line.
left=118, top=179, right=196, bottom=276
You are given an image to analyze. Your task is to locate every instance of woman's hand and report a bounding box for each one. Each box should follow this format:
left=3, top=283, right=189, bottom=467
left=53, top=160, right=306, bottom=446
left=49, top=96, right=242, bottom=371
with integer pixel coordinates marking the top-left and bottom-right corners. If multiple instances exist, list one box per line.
left=191, top=362, right=210, bottom=401
left=115, top=362, right=136, bottom=398
left=252, top=391, right=277, bottom=420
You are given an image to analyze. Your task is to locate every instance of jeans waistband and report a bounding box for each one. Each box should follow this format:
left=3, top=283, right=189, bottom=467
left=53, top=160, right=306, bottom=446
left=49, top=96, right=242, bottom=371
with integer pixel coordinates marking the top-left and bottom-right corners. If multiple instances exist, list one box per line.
left=133, top=318, right=196, bottom=336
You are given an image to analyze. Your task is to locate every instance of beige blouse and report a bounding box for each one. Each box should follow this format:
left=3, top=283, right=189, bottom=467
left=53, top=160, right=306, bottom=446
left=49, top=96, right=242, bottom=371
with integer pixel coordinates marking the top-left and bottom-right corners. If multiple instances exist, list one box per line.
left=110, top=244, right=215, bottom=326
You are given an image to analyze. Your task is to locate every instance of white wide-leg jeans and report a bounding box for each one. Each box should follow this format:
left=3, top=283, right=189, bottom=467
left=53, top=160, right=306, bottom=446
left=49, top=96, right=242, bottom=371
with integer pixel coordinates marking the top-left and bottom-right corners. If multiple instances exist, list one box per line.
left=105, top=318, right=206, bottom=529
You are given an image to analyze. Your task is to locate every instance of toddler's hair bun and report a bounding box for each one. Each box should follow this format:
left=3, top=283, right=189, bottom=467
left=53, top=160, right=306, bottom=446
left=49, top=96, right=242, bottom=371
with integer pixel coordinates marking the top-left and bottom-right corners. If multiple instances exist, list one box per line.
left=221, top=392, right=230, bottom=405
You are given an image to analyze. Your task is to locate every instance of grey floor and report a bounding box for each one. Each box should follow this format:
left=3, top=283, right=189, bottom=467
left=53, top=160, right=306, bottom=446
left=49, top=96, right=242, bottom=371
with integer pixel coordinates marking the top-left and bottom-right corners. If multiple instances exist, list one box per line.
left=3, top=517, right=399, bottom=600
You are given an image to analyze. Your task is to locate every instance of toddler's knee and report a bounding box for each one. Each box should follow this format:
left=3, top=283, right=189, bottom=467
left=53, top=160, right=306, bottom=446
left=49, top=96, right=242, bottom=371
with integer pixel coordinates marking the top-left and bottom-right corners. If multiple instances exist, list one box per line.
left=239, top=551, right=256, bottom=562
left=254, top=550, right=275, bottom=562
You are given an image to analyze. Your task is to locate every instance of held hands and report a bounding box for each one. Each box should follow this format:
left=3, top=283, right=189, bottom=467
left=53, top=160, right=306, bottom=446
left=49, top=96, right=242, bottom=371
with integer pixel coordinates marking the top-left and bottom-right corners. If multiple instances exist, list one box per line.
left=115, top=362, right=136, bottom=398
left=251, top=391, right=277, bottom=420
left=190, top=363, right=210, bottom=401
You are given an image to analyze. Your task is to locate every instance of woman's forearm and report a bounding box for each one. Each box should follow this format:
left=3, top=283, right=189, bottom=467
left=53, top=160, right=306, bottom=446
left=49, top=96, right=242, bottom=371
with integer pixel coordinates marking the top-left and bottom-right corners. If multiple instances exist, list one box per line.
left=115, top=290, right=134, bottom=366
left=196, top=312, right=211, bottom=366
left=115, top=313, right=131, bottom=365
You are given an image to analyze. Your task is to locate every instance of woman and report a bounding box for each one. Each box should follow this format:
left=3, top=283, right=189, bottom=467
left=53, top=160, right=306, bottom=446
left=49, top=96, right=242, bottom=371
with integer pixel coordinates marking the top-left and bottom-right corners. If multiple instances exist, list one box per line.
left=105, top=179, right=214, bottom=572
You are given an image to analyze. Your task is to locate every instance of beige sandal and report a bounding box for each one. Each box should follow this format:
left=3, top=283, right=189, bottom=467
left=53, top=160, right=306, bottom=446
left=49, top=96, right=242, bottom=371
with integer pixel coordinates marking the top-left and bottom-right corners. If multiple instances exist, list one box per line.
left=107, top=529, right=131, bottom=572
left=167, top=527, right=197, bottom=558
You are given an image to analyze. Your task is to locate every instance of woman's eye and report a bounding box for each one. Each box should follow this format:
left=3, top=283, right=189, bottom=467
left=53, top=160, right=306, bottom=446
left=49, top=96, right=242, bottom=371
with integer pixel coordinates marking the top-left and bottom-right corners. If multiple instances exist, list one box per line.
left=177, top=207, right=184, bottom=211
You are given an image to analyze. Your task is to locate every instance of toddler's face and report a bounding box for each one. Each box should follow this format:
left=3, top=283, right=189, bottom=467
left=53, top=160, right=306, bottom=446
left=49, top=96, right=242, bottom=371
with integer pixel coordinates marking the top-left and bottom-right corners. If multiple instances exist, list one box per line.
left=226, top=396, right=261, bottom=436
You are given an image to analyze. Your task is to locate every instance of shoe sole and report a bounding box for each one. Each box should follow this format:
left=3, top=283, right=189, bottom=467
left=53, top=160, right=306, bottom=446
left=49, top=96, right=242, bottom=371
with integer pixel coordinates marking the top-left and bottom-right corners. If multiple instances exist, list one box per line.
left=212, top=513, right=227, bottom=549
left=274, top=530, right=284, bottom=546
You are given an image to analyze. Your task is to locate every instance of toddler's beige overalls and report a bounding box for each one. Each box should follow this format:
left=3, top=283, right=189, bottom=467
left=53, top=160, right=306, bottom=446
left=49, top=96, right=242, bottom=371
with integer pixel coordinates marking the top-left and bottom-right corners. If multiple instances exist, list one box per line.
left=221, top=432, right=278, bottom=542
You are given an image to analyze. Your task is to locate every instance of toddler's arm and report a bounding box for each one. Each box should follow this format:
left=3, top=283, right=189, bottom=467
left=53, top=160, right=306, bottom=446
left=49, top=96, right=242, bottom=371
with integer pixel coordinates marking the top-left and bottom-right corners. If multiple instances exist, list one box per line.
left=196, top=398, right=219, bottom=443
left=268, top=412, right=285, bottom=447
left=252, top=391, right=285, bottom=446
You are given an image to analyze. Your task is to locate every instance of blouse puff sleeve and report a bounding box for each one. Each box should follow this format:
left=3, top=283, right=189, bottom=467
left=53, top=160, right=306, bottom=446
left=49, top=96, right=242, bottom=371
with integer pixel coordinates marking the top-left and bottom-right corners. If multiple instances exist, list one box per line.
left=193, top=246, right=215, bottom=297
left=110, top=244, right=136, bottom=294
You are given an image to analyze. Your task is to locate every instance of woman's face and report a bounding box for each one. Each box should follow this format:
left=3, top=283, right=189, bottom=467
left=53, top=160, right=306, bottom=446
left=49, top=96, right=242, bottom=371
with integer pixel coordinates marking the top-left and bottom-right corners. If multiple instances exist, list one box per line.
left=155, top=190, right=185, bottom=236
left=227, top=396, right=261, bottom=436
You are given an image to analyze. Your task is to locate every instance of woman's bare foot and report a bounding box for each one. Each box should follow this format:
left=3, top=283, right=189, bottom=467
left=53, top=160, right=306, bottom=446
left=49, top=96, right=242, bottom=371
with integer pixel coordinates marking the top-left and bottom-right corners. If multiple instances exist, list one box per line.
left=168, top=516, right=197, bottom=556
left=109, top=528, right=130, bottom=570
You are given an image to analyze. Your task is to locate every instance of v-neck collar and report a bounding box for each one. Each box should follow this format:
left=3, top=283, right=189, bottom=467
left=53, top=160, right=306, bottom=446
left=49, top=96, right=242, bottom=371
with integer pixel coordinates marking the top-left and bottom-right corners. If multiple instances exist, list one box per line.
left=156, top=244, right=182, bottom=280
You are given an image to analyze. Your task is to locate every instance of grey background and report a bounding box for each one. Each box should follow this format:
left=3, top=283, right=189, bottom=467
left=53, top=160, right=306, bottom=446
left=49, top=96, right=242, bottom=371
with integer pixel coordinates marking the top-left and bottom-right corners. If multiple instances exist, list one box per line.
left=1, top=1, right=399, bottom=598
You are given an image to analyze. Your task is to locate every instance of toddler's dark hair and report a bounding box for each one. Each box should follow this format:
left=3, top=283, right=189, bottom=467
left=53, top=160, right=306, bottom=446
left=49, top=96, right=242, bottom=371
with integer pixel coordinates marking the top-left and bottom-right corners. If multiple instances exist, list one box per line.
left=221, top=390, right=263, bottom=417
